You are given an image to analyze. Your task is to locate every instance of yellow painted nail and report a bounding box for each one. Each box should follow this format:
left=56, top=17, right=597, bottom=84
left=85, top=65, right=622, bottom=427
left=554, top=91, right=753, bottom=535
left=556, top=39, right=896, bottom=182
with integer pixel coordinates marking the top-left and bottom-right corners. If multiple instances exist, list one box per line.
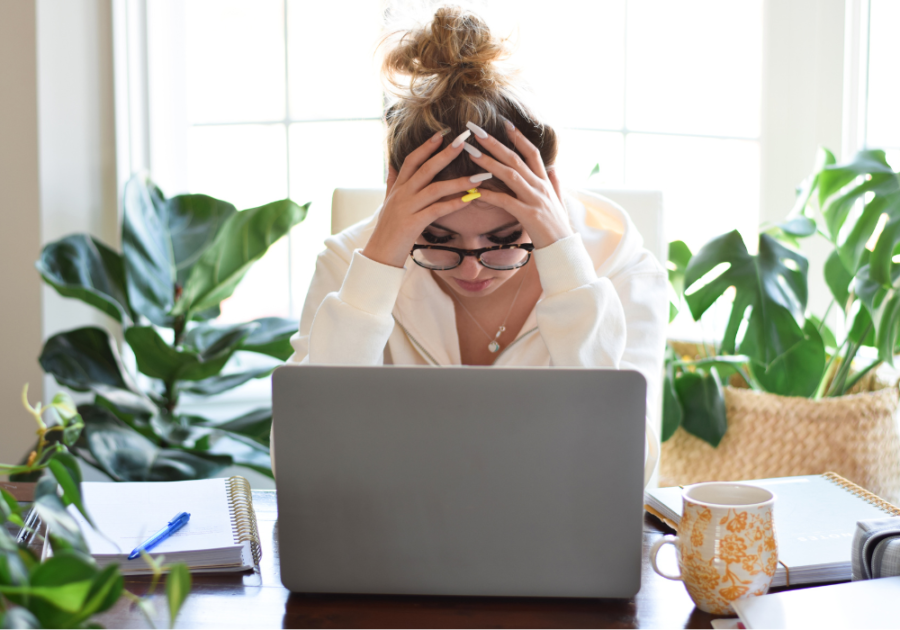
left=461, top=192, right=481, bottom=202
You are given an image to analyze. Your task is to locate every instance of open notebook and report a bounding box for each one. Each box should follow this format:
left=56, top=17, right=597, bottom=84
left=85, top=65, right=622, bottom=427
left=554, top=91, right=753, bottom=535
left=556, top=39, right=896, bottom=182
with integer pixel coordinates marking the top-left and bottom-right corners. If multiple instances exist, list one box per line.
left=57, top=476, right=261, bottom=574
left=645, top=473, right=900, bottom=587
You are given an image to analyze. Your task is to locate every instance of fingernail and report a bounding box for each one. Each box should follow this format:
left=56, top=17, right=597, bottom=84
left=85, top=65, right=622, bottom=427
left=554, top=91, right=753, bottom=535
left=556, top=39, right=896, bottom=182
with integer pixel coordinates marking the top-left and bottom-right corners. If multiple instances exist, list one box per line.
left=461, top=191, right=481, bottom=202
left=503, top=118, right=515, bottom=132
left=466, top=121, right=488, bottom=139
left=470, top=172, right=493, bottom=183
left=462, top=143, right=482, bottom=158
left=451, top=129, right=471, bottom=148
left=467, top=188, right=478, bottom=194
left=430, top=130, right=444, bottom=143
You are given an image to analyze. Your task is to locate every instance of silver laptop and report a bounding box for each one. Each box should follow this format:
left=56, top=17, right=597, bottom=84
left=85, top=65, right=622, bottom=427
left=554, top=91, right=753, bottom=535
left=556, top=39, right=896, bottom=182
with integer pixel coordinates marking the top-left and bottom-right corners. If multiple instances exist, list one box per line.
left=272, top=365, right=646, bottom=598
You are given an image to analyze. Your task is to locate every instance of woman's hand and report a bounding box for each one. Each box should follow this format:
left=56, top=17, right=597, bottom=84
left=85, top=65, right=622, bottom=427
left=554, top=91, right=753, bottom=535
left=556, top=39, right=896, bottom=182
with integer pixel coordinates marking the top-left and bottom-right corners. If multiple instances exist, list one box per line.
left=464, top=122, right=574, bottom=249
left=362, top=131, right=486, bottom=268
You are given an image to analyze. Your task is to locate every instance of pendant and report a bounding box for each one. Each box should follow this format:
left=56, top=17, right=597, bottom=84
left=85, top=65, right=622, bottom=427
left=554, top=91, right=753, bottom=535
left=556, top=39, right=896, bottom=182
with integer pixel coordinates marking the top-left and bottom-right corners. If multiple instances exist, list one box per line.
left=488, top=341, right=500, bottom=353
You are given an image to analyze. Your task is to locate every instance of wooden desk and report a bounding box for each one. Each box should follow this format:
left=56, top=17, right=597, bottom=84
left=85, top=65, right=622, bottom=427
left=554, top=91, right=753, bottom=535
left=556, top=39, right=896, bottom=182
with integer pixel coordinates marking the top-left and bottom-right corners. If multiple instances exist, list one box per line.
left=87, top=490, right=728, bottom=629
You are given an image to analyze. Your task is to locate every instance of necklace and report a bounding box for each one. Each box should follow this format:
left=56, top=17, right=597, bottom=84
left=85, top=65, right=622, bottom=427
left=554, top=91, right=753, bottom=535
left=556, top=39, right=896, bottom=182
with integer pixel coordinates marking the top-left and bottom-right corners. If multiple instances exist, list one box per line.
left=448, top=272, right=528, bottom=353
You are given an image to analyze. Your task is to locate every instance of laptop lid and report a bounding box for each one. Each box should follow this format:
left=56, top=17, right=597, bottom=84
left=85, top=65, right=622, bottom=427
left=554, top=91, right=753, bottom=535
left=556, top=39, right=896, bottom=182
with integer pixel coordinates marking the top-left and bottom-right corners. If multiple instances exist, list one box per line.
left=273, top=365, right=646, bottom=598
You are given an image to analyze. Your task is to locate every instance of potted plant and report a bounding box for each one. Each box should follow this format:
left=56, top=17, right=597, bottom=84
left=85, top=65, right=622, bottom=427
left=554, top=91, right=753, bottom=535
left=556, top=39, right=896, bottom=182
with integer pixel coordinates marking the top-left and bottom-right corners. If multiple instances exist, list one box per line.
left=662, top=148, right=900, bottom=502
left=27, top=175, right=308, bottom=482
left=0, top=386, right=190, bottom=628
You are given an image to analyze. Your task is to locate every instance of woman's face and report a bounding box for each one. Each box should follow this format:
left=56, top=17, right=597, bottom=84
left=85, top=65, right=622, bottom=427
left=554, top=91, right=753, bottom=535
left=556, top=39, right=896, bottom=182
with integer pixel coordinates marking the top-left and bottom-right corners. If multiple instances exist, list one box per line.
left=417, top=192, right=531, bottom=298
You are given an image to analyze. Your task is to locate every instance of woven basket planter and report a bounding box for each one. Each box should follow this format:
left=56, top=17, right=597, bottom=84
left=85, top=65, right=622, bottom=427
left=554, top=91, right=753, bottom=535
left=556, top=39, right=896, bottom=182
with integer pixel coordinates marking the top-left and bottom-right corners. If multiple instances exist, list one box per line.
left=660, top=385, right=900, bottom=504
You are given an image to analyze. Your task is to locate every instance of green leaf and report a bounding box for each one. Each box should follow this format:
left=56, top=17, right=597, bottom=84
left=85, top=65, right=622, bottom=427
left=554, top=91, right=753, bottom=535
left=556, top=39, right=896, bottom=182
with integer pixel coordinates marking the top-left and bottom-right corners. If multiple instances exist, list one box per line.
left=238, top=317, right=298, bottom=360
left=148, top=450, right=232, bottom=481
left=165, top=563, right=191, bottom=626
left=870, top=213, right=900, bottom=286
left=40, top=327, right=156, bottom=417
left=122, top=175, right=177, bottom=326
left=837, top=192, right=900, bottom=273
left=182, top=322, right=257, bottom=360
left=685, top=231, right=808, bottom=359
left=661, top=370, right=683, bottom=442
left=36, top=233, right=133, bottom=324
left=180, top=366, right=274, bottom=396
left=166, top=194, right=238, bottom=287
left=807, top=314, right=838, bottom=350
left=0, top=489, right=24, bottom=528
left=791, top=147, right=836, bottom=217
left=48, top=452, right=94, bottom=528
left=667, top=240, right=693, bottom=297
left=200, top=407, right=272, bottom=446
left=674, top=370, right=728, bottom=447
left=848, top=302, right=876, bottom=347
left=743, top=313, right=826, bottom=397
left=207, top=435, right=272, bottom=478
left=125, top=326, right=236, bottom=382
left=77, top=564, right=124, bottom=621
left=819, top=150, right=900, bottom=239
left=589, top=163, right=600, bottom=178
left=34, top=493, right=89, bottom=555
left=173, top=199, right=309, bottom=317
left=856, top=263, right=900, bottom=365
left=824, top=249, right=853, bottom=307
left=77, top=404, right=155, bottom=481
left=778, top=216, right=816, bottom=237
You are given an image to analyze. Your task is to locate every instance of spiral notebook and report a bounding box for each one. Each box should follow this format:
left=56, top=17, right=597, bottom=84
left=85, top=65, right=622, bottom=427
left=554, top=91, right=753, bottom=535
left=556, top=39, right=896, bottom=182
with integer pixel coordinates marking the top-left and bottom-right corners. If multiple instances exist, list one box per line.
left=644, top=473, right=900, bottom=587
left=62, top=476, right=261, bottom=574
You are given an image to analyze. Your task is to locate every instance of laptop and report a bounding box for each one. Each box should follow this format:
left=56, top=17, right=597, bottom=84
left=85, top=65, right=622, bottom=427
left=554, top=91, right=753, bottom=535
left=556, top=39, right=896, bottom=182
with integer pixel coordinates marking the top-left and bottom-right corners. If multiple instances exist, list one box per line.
left=272, top=365, right=646, bottom=598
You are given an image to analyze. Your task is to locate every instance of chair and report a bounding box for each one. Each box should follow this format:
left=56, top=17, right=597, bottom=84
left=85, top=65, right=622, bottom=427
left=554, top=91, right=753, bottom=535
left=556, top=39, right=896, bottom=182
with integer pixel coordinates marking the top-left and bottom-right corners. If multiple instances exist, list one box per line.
left=331, top=187, right=665, bottom=265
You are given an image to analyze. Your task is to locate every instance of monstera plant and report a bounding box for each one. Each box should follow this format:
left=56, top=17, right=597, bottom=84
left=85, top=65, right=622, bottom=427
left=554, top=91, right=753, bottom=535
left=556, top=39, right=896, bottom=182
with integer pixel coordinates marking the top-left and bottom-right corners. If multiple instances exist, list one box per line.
left=664, top=148, right=900, bottom=447
left=29, top=175, right=308, bottom=481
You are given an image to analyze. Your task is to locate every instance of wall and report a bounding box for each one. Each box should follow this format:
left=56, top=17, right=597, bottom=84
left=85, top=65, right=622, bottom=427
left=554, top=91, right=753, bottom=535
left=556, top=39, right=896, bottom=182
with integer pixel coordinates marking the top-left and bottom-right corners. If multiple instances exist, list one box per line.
left=0, top=0, right=118, bottom=471
left=0, top=2, right=44, bottom=467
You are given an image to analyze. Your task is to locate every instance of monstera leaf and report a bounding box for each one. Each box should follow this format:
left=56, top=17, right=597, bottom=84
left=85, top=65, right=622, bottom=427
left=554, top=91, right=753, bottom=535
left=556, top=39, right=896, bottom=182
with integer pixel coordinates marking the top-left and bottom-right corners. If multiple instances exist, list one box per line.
left=684, top=231, right=808, bottom=362
left=818, top=150, right=900, bottom=240
left=855, top=264, right=900, bottom=365
left=172, top=199, right=309, bottom=317
left=36, top=234, right=133, bottom=324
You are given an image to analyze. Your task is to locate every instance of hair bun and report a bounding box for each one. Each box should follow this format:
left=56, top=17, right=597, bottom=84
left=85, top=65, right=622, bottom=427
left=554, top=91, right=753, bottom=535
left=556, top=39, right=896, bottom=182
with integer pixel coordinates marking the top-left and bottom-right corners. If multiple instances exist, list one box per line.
left=381, top=6, right=513, bottom=104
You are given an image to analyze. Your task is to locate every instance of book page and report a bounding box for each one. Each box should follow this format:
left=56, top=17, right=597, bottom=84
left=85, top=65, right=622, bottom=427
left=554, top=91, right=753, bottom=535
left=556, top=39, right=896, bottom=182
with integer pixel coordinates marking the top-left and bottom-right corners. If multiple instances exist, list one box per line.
left=70, top=479, right=237, bottom=557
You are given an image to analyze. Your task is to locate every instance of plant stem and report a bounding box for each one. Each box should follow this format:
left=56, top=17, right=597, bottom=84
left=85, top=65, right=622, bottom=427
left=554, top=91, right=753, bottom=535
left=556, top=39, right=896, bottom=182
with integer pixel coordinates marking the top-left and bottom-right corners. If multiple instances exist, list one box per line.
left=841, top=359, right=882, bottom=394
left=827, top=322, right=873, bottom=397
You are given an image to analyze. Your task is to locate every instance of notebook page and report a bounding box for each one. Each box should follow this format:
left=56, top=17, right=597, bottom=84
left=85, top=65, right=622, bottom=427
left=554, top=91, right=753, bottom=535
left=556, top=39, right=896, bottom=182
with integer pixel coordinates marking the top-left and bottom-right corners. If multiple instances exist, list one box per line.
left=70, top=479, right=236, bottom=556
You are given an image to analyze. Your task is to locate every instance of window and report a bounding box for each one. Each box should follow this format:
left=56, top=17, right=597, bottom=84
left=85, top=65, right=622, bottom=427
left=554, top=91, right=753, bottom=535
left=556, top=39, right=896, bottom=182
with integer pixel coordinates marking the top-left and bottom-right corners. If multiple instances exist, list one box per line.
left=861, top=0, right=900, bottom=164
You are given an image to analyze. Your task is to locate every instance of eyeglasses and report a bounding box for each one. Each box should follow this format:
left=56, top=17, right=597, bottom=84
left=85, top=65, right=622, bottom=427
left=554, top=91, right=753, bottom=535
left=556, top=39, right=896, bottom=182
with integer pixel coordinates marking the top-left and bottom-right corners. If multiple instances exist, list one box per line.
left=409, top=243, right=535, bottom=271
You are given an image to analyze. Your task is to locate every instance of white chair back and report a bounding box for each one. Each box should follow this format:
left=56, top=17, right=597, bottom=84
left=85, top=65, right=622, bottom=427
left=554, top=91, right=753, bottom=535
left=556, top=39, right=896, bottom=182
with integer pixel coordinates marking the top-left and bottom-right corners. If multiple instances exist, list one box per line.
left=331, top=187, right=665, bottom=264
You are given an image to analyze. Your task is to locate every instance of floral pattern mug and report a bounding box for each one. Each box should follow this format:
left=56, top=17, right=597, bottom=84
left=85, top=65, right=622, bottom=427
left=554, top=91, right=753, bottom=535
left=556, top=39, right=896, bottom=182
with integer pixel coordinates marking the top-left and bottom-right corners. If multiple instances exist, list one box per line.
left=649, top=482, right=777, bottom=615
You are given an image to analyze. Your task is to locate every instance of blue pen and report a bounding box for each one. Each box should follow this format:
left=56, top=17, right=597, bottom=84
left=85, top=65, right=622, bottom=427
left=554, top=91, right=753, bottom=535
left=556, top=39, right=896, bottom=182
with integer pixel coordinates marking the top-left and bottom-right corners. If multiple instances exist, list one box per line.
left=127, top=512, right=191, bottom=560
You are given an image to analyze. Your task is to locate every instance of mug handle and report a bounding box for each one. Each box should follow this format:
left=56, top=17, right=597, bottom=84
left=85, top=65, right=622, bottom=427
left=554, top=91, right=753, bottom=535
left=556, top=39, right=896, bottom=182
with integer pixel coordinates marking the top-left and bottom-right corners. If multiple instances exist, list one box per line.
left=649, top=535, right=683, bottom=581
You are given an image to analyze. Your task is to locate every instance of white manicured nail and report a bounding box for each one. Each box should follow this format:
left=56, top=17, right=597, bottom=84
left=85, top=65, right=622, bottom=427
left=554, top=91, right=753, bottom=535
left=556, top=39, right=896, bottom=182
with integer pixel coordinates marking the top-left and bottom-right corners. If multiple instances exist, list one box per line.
left=451, top=129, right=471, bottom=148
left=462, top=143, right=482, bottom=158
left=470, top=172, right=493, bottom=183
left=466, top=121, right=488, bottom=139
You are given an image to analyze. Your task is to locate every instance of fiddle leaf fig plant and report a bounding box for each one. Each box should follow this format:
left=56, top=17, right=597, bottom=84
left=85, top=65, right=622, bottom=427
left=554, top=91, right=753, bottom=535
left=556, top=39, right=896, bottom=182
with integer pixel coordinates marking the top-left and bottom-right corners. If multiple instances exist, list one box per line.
left=664, top=148, right=900, bottom=447
left=30, top=175, right=308, bottom=481
left=0, top=386, right=191, bottom=629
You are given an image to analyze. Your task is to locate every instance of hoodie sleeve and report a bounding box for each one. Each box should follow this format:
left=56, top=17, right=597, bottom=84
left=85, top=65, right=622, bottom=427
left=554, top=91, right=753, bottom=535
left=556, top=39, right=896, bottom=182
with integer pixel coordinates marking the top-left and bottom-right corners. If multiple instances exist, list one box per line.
left=534, top=232, right=668, bottom=485
left=288, top=245, right=405, bottom=366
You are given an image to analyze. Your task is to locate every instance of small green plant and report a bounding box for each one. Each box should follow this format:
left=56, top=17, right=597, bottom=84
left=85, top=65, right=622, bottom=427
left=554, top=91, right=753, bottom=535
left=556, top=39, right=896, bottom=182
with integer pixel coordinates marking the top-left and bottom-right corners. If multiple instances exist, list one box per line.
left=31, top=175, right=308, bottom=482
left=0, top=386, right=191, bottom=628
left=664, top=148, right=900, bottom=447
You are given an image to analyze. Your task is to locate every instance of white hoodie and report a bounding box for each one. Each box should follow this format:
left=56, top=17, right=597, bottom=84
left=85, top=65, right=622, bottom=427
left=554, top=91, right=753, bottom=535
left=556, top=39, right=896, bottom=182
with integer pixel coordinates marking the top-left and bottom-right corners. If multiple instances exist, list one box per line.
left=287, top=190, right=668, bottom=485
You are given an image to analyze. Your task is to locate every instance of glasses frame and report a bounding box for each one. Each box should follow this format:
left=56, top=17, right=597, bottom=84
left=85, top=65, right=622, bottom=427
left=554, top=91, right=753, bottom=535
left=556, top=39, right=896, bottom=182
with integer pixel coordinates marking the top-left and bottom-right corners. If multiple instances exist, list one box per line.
left=409, top=243, right=535, bottom=271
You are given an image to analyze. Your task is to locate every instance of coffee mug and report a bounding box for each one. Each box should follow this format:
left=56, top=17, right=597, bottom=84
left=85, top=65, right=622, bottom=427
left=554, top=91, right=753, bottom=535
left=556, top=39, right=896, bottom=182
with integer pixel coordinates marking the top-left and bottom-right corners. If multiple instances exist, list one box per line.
left=649, top=482, right=777, bottom=615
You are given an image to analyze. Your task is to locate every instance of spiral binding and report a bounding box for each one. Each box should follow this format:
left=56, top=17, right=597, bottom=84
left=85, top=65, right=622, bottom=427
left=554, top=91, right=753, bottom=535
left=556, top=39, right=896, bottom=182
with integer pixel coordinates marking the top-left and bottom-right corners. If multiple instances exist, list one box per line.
left=823, top=471, right=900, bottom=516
left=226, top=476, right=262, bottom=566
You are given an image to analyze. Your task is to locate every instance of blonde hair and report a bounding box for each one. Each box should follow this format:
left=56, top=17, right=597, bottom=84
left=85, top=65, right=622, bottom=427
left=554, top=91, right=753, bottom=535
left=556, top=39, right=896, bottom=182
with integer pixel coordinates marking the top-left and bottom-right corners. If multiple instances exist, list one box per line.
left=380, top=6, right=558, bottom=187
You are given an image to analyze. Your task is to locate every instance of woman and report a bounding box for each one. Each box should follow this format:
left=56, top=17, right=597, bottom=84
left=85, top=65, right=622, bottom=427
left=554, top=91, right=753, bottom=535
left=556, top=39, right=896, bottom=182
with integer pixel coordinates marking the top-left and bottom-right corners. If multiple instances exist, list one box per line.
left=287, top=7, right=667, bottom=484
